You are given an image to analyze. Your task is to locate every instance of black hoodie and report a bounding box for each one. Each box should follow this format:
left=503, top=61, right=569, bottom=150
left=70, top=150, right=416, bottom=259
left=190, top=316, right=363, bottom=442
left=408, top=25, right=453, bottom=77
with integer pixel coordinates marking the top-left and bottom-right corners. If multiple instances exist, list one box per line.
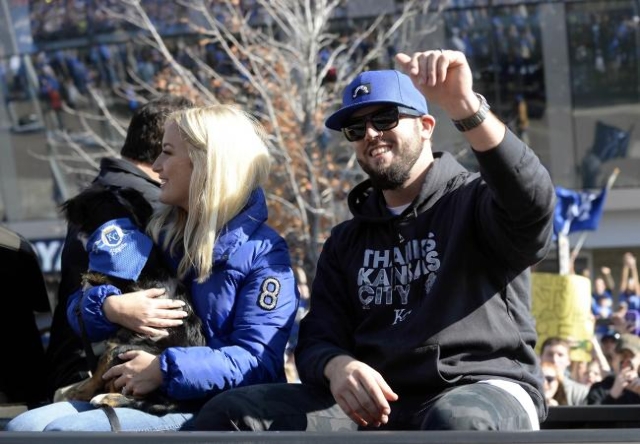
left=295, top=129, right=556, bottom=422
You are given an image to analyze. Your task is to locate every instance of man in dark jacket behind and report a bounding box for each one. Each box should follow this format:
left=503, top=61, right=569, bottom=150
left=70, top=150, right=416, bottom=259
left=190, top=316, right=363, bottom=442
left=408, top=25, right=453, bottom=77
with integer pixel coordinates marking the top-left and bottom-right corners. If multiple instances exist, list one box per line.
left=587, top=333, right=640, bottom=405
left=45, top=94, right=193, bottom=400
left=194, top=49, right=555, bottom=432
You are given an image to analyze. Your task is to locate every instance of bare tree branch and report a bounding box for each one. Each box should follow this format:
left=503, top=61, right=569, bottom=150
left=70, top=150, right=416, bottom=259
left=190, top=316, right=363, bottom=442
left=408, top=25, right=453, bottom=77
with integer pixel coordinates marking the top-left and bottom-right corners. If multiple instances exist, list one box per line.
left=46, top=0, right=441, bottom=280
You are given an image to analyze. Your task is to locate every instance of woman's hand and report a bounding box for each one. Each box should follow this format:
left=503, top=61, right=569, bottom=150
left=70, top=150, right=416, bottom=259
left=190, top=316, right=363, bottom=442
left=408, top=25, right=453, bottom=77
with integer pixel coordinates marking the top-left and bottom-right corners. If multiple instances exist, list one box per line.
left=103, top=287, right=187, bottom=337
left=103, top=350, right=162, bottom=397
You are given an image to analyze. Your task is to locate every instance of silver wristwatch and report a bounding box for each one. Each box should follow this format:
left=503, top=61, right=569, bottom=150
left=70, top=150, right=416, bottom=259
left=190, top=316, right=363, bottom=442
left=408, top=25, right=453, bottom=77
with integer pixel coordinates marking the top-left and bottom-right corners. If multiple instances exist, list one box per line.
left=452, top=93, right=490, bottom=132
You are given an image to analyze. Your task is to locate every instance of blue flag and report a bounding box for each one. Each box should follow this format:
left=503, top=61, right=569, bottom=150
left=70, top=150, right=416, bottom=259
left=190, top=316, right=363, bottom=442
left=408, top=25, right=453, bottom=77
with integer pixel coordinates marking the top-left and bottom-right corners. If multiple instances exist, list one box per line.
left=553, top=186, right=608, bottom=237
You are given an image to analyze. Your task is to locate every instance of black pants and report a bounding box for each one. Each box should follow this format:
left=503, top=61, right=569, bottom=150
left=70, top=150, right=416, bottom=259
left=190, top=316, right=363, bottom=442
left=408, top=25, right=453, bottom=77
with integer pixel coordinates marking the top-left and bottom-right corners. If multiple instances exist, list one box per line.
left=194, top=382, right=534, bottom=431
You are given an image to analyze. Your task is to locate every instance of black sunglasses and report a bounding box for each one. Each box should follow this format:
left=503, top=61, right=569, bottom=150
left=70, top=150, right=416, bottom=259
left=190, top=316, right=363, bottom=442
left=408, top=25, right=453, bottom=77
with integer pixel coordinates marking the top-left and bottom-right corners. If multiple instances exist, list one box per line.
left=342, top=106, right=424, bottom=142
left=544, top=375, right=557, bottom=383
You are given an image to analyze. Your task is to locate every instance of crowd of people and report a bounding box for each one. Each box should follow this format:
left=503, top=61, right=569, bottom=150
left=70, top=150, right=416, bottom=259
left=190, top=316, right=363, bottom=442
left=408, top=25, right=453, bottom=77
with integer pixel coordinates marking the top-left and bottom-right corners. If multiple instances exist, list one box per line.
left=535, top=250, right=640, bottom=409
left=5, top=0, right=379, bottom=129
left=588, top=252, right=640, bottom=338
left=541, top=331, right=640, bottom=407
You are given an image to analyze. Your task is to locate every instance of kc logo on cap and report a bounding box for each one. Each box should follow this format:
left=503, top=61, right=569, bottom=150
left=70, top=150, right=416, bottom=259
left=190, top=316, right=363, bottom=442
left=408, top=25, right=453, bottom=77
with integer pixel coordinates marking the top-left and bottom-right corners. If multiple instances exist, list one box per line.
left=86, top=217, right=153, bottom=281
left=102, top=224, right=124, bottom=247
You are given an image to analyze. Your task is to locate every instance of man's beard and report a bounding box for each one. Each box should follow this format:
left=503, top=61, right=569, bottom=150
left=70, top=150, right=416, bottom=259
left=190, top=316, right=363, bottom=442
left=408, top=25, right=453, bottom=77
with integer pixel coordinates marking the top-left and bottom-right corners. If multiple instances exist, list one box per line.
left=358, top=139, right=422, bottom=190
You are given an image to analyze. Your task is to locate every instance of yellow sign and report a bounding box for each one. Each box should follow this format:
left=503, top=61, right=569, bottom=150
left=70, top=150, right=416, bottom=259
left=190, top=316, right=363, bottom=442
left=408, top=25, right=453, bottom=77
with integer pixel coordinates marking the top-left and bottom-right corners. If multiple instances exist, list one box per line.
left=531, top=272, right=594, bottom=362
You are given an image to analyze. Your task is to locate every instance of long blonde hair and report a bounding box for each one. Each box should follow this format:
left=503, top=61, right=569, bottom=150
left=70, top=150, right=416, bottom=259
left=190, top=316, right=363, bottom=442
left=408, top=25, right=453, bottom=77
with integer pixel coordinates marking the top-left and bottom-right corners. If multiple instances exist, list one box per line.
left=147, top=104, right=271, bottom=282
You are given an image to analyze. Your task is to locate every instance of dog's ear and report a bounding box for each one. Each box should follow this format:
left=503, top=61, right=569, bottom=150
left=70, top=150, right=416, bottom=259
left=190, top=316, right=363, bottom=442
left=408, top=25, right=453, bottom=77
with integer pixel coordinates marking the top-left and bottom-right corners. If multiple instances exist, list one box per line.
left=59, top=183, right=132, bottom=234
left=113, top=188, right=154, bottom=228
left=59, top=189, right=98, bottom=230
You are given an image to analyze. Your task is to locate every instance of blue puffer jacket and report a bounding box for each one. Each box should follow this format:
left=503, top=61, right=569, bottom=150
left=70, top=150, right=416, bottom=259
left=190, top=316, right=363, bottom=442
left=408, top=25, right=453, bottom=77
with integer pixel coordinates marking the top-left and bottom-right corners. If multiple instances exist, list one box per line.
left=67, top=188, right=300, bottom=401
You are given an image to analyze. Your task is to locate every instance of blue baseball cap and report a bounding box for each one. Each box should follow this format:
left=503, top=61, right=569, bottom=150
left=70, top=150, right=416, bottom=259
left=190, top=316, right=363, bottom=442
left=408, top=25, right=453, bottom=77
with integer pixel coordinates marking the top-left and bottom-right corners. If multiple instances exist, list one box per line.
left=325, top=70, right=428, bottom=131
left=86, top=217, right=153, bottom=281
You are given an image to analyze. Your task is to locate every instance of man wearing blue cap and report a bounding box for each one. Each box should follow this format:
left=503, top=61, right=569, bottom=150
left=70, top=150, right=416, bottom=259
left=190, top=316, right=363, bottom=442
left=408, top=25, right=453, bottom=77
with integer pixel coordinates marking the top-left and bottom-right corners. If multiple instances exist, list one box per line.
left=194, top=49, right=555, bottom=432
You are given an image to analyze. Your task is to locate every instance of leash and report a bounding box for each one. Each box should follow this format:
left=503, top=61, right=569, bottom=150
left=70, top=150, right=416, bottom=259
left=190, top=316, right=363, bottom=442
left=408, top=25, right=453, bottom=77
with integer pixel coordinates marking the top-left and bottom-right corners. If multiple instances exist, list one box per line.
left=100, top=405, right=122, bottom=432
left=74, top=290, right=100, bottom=373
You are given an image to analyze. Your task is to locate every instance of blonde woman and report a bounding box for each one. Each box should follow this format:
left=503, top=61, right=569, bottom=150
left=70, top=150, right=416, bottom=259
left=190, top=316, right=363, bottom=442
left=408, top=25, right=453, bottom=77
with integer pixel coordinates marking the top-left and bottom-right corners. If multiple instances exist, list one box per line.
left=7, top=105, right=300, bottom=432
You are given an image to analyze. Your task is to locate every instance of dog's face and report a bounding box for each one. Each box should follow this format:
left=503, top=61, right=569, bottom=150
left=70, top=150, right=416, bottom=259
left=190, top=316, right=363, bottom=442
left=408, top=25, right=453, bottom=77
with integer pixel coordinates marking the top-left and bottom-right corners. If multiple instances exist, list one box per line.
left=60, top=183, right=153, bottom=238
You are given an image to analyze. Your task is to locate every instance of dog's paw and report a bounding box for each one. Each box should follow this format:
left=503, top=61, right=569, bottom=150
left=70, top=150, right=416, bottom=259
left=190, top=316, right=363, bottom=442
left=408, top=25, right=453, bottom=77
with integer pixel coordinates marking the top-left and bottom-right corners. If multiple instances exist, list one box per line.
left=54, top=383, right=78, bottom=402
left=56, top=378, right=94, bottom=402
left=90, top=393, right=135, bottom=409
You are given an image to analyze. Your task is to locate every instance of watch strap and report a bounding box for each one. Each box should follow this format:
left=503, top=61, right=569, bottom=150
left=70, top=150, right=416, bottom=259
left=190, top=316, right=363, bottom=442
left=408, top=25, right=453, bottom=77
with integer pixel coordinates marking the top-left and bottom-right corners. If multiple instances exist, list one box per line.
left=452, top=93, right=490, bottom=132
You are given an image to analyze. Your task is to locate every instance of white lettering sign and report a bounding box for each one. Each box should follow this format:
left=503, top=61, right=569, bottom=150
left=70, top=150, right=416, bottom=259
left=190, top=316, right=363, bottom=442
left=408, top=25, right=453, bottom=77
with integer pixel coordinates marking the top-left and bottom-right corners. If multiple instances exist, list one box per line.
left=31, top=239, right=63, bottom=274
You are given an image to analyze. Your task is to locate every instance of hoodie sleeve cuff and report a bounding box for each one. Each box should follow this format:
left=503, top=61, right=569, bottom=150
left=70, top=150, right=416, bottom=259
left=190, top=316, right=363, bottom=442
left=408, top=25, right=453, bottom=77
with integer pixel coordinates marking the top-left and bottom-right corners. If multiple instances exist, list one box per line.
left=67, top=284, right=122, bottom=340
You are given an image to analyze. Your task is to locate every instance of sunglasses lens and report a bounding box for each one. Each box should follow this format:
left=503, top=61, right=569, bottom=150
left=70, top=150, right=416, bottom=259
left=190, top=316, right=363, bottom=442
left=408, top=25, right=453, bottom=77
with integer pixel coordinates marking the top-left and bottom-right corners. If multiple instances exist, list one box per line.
left=371, top=109, right=400, bottom=131
left=545, top=376, right=556, bottom=383
left=342, top=108, right=400, bottom=141
left=343, top=124, right=366, bottom=141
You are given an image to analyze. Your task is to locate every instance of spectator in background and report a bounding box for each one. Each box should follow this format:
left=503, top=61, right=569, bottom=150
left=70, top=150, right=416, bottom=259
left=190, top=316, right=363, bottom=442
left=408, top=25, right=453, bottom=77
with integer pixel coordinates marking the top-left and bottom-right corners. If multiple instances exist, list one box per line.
left=38, top=65, right=64, bottom=130
left=587, top=333, right=640, bottom=405
left=590, top=334, right=612, bottom=376
left=619, top=252, right=640, bottom=311
left=610, top=251, right=640, bottom=336
left=512, top=94, right=530, bottom=145
left=592, top=267, right=615, bottom=338
left=609, top=309, right=634, bottom=335
left=599, top=332, right=620, bottom=373
left=287, top=267, right=310, bottom=351
left=284, top=266, right=310, bottom=384
left=583, top=360, right=604, bottom=386
left=541, top=361, right=566, bottom=406
left=569, top=337, right=608, bottom=387
left=540, top=337, right=589, bottom=405
left=569, top=360, right=588, bottom=387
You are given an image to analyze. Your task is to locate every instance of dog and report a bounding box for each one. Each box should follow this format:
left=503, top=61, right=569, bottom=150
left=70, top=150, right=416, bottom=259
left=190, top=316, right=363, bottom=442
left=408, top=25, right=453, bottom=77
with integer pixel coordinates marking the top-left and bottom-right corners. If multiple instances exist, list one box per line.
left=57, top=183, right=206, bottom=423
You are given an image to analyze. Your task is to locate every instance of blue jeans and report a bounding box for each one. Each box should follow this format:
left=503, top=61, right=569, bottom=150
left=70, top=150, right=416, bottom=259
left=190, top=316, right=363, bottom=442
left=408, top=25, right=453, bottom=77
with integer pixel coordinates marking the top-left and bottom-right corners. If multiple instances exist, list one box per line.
left=5, top=401, right=195, bottom=431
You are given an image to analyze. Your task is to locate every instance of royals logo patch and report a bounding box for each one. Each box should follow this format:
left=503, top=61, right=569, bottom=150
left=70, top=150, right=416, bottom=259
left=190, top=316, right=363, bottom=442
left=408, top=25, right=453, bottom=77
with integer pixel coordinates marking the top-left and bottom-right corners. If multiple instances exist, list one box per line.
left=86, top=217, right=154, bottom=280
left=101, top=224, right=124, bottom=248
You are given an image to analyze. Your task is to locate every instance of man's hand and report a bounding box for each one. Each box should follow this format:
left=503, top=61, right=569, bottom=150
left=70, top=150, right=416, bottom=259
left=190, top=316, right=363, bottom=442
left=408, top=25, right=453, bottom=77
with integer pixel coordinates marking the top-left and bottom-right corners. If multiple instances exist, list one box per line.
left=395, top=49, right=504, bottom=150
left=623, top=376, right=640, bottom=396
left=324, top=355, right=398, bottom=428
left=395, top=49, right=473, bottom=118
left=624, top=252, right=636, bottom=266
left=610, top=366, right=639, bottom=398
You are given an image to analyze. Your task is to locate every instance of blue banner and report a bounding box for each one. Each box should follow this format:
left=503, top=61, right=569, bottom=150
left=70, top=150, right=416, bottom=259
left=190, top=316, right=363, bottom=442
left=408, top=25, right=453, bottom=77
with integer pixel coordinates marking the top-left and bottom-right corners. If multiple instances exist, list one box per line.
left=553, top=186, right=608, bottom=236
